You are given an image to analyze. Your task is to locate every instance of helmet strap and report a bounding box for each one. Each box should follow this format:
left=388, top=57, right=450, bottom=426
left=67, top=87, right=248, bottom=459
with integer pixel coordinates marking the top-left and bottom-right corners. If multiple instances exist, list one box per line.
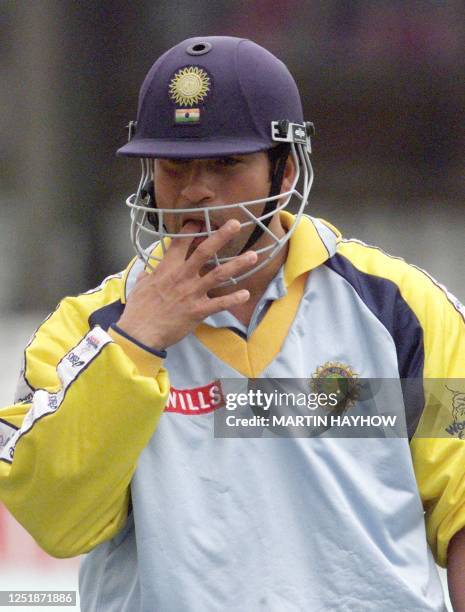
left=143, top=180, right=162, bottom=231
left=238, top=144, right=290, bottom=255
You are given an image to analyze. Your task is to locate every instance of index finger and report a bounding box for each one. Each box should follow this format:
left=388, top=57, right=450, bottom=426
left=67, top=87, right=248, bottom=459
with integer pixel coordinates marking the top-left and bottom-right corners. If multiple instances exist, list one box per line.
left=159, top=220, right=206, bottom=263
left=183, top=219, right=241, bottom=274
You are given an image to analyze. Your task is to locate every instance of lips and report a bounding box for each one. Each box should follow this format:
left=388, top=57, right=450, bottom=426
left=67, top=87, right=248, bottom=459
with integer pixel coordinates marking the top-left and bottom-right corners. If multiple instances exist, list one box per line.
left=182, top=219, right=219, bottom=234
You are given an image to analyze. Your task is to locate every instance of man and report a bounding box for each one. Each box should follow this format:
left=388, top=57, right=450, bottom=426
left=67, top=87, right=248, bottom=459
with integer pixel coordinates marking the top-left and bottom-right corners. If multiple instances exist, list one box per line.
left=0, top=36, right=464, bottom=611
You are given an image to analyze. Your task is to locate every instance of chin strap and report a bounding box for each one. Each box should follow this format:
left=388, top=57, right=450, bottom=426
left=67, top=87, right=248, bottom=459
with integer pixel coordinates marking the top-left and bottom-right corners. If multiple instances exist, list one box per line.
left=141, top=180, right=160, bottom=231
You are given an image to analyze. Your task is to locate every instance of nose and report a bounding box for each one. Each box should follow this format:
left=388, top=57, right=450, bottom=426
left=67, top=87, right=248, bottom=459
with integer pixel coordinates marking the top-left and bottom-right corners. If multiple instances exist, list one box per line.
left=179, top=162, right=215, bottom=205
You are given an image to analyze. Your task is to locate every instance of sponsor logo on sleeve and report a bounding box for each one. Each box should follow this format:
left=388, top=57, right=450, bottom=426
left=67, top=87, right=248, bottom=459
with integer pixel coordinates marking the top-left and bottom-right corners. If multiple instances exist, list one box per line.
left=445, top=386, right=465, bottom=438
left=17, top=392, right=33, bottom=404
left=0, top=434, right=11, bottom=449
left=66, top=352, right=85, bottom=368
left=0, top=421, right=18, bottom=451
left=85, top=334, right=101, bottom=350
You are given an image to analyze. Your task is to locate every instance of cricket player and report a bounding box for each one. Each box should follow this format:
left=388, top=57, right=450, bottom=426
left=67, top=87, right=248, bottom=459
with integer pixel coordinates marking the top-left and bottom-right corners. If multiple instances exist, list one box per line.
left=1, top=36, right=465, bottom=611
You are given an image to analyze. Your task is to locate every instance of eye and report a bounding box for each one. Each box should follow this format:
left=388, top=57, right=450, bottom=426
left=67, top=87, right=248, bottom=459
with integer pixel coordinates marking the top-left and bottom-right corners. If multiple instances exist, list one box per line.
left=158, top=158, right=191, bottom=174
left=216, top=157, right=241, bottom=167
left=169, top=158, right=192, bottom=166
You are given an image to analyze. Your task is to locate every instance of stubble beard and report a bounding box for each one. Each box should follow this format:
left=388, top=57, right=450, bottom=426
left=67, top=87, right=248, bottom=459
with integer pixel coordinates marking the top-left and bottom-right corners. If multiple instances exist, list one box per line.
left=186, top=231, right=249, bottom=267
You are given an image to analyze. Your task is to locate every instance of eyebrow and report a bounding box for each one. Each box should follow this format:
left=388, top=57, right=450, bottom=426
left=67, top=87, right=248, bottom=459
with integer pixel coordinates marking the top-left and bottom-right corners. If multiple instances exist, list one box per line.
left=162, top=156, right=243, bottom=164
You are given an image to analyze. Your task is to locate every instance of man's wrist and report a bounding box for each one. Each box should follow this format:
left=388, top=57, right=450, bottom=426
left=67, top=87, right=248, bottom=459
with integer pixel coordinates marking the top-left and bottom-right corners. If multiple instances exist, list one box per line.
left=110, top=323, right=167, bottom=359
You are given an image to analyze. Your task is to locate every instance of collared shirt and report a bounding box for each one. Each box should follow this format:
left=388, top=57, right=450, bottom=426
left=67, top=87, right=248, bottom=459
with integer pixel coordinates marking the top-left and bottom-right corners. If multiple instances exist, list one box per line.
left=5, top=212, right=463, bottom=612
left=168, top=210, right=340, bottom=339
left=203, top=266, right=287, bottom=339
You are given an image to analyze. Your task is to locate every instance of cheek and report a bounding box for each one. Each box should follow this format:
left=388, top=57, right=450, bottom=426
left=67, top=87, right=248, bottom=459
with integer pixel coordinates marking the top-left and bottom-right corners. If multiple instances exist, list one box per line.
left=153, top=176, right=175, bottom=207
left=152, top=177, right=183, bottom=232
left=224, top=170, right=270, bottom=208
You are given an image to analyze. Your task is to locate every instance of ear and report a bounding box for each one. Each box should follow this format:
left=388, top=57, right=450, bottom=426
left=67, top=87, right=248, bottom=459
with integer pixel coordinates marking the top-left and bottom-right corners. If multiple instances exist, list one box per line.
left=280, top=154, right=297, bottom=194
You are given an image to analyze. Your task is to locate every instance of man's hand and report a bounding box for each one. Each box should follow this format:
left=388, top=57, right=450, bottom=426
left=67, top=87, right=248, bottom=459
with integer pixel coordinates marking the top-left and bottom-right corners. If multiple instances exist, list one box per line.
left=116, top=219, right=257, bottom=351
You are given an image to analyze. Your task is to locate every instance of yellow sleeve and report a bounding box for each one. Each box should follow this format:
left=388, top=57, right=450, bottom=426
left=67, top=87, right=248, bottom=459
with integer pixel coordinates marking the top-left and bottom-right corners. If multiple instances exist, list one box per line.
left=0, top=295, right=169, bottom=558
left=408, top=282, right=465, bottom=566
left=338, top=240, right=465, bottom=567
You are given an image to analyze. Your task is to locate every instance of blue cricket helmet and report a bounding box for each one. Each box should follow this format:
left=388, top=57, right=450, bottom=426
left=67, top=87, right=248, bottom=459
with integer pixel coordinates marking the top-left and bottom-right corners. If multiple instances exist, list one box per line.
left=119, top=36, right=315, bottom=285
left=117, top=36, right=305, bottom=159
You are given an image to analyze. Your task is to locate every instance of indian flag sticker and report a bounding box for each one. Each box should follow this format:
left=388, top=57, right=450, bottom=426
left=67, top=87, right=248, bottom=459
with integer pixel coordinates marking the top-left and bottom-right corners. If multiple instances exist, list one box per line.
left=175, top=108, right=200, bottom=124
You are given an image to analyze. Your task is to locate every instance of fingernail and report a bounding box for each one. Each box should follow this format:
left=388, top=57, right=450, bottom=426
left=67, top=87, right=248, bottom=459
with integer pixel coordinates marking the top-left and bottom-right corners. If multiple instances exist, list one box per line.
left=237, top=289, right=250, bottom=300
left=245, top=251, right=258, bottom=262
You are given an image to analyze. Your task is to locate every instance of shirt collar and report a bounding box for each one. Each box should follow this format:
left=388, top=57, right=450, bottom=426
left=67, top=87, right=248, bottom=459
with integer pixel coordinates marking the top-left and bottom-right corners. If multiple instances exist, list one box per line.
left=280, top=211, right=340, bottom=287
left=203, top=265, right=286, bottom=334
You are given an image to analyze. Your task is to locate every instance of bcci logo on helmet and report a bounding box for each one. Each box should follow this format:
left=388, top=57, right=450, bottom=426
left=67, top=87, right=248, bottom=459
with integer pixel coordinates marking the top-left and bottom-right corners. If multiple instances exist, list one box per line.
left=169, top=66, right=211, bottom=107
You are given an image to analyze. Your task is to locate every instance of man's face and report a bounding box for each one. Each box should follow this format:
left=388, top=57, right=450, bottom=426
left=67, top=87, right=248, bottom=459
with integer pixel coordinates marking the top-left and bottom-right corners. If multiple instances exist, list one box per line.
left=153, top=152, right=274, bottom=260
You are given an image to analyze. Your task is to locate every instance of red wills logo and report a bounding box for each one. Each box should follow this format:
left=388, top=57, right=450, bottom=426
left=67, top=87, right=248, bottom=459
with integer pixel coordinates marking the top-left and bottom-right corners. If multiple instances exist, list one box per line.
left=165, top=380, right=225, bottom=415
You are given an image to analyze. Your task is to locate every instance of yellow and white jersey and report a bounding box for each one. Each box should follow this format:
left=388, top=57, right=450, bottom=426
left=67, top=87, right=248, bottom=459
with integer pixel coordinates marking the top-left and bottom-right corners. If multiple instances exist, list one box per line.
left=0, top=213, right=464, bottom=611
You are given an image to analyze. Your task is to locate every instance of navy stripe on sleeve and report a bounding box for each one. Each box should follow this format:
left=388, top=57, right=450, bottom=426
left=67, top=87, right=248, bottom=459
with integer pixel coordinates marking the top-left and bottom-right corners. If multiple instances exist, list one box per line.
left=88, top=300, right=125, bottom=331
left=325, top=253, right=425, bottom=438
